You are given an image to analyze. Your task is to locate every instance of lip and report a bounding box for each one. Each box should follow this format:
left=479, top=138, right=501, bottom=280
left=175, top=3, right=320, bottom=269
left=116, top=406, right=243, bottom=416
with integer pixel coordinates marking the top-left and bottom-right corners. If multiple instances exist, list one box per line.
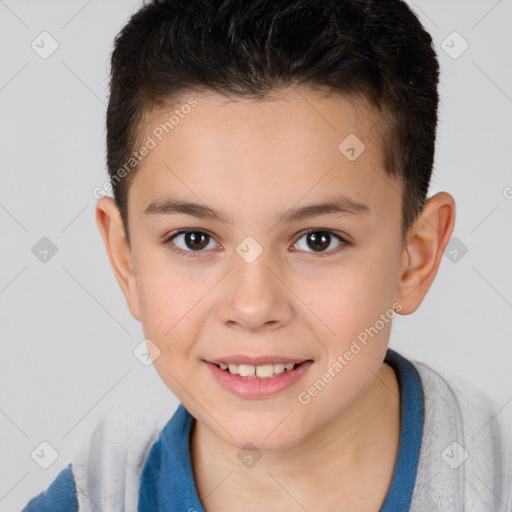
left=208, top=355, right=309, bottom=366
left=205, top=359, right=314, bottom=399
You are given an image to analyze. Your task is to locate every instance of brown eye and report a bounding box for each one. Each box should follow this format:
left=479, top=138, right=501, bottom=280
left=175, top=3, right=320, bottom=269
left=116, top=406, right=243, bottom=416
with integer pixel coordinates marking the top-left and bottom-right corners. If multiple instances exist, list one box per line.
left=167, top=230, right=219, bottom=255
left=306, top=231, right=330, bottom=251
left=183, top=231, right=210, bottom=250
left=293, top=230, right=348, bottom=254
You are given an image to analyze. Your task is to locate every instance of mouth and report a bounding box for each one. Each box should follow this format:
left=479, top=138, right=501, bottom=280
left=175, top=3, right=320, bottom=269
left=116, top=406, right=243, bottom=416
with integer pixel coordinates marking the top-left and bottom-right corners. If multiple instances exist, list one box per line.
left=205, top=359, right=314, bottom=399
left=211, top=360, right=310, bottom=379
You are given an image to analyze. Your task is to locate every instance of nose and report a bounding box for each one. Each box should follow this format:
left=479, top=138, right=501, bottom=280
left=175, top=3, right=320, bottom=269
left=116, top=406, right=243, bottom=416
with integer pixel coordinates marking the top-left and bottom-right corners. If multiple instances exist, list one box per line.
left=216, top=255, right=294, bottom=333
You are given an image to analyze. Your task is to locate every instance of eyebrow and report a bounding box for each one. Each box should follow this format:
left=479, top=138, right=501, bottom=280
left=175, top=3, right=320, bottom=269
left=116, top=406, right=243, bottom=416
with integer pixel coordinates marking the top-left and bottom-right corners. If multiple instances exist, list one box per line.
left=144, top=195, right=371, bottom=224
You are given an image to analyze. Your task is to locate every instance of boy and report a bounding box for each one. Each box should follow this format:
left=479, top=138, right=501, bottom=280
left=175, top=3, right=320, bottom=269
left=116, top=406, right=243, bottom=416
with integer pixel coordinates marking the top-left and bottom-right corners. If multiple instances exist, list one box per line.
left=22, top=0, right=509, bottom=511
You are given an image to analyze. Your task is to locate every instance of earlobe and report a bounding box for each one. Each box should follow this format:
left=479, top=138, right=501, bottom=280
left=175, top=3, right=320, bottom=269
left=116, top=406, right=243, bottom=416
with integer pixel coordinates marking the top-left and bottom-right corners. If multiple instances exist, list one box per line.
left=395, top=192, right=456, bottom=315
left=95, top=197, right=141, bottom=321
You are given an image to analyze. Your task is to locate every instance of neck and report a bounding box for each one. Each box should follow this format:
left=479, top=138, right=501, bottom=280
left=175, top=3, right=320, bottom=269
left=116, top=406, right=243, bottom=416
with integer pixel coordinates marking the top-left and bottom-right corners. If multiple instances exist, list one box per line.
left=190, top=362, right=400, bottom=511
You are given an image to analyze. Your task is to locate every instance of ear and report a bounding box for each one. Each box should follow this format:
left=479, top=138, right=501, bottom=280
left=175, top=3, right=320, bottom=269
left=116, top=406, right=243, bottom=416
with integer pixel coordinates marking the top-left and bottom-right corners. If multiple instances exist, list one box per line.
left=395, top=192, right=456, bottom=315
left=95, top=197, right=141, bottom=321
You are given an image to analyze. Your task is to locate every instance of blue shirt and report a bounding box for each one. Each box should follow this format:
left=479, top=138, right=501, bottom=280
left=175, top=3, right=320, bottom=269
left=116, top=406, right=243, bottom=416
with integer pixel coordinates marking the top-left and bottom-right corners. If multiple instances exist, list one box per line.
left=22, top=348, right=424, bottom=512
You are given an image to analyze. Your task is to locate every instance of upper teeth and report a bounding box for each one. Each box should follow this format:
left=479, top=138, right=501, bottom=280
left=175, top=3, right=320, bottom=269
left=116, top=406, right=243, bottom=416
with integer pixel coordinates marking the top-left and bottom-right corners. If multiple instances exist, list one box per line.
left=218, top=362, right=297, bottom=378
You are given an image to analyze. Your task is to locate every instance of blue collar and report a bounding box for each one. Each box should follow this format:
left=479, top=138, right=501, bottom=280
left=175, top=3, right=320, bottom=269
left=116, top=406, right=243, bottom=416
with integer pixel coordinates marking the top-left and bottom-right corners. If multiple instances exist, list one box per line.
left=139, top=348, right=424, bottom=512
left=379, top=348, right=424, bottom=511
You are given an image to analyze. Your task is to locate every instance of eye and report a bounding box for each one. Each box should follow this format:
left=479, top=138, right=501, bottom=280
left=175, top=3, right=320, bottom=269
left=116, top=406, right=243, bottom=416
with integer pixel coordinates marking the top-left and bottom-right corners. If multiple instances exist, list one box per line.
left=292, top=230, right=349, bottom=255
left=164, top=228, right=350, bottom=259
left=165, top=230, right=219, bottom=257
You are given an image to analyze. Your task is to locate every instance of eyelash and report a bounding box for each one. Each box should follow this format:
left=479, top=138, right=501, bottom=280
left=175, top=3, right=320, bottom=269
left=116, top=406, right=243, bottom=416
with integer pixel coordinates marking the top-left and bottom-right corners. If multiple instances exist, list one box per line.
left=163, top=229, right=351, bottom=259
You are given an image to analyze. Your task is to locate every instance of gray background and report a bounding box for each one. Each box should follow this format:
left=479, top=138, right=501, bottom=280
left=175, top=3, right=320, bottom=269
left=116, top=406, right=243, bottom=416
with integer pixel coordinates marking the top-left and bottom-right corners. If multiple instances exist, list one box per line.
left=1, top=0, right=511, bottom=509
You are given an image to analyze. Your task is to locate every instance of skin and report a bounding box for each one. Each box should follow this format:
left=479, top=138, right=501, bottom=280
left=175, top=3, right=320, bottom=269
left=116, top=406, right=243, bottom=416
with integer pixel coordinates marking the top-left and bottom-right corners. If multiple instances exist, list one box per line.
left=96, top=86, right=455, bottom=511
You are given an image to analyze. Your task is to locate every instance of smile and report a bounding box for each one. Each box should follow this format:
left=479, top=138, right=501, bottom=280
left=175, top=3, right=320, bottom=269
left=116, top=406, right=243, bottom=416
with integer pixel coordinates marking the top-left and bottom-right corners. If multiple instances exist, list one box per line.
left=216, top=362, right=298, bottom=379
left=205, top=360, right=314, bottom=398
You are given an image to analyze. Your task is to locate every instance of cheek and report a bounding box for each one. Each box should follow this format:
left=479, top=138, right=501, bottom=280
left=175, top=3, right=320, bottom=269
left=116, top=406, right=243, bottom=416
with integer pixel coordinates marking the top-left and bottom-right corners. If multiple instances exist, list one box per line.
left=294, top=251, right=397, bottom=341
left=137, top=266, right=209, bottom=397
left=134, top=254, right=203, bottom=350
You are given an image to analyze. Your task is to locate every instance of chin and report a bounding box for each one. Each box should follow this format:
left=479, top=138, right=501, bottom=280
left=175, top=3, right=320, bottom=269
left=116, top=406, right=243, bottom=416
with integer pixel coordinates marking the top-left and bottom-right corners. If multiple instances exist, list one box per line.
left=220, top=418, right=307, bottom=452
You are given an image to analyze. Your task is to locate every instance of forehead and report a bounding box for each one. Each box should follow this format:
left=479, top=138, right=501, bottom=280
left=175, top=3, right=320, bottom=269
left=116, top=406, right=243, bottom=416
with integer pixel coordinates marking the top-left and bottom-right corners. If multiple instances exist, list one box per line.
left=142, top=86, right=380, bottom=145
left=129, top=86, right=400, bottom=226
left=137, top=86, right=382, bottom=163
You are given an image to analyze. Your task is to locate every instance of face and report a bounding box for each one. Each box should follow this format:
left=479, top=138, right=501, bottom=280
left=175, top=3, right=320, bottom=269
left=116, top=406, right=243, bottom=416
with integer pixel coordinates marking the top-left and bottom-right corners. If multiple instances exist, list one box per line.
left=115, top=87, right=408, bottom=451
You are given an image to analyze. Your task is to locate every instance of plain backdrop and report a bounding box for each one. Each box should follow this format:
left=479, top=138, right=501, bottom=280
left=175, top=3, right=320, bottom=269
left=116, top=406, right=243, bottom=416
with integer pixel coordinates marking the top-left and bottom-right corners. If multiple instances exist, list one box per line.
left=1, top=1, right=511, bottom=510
